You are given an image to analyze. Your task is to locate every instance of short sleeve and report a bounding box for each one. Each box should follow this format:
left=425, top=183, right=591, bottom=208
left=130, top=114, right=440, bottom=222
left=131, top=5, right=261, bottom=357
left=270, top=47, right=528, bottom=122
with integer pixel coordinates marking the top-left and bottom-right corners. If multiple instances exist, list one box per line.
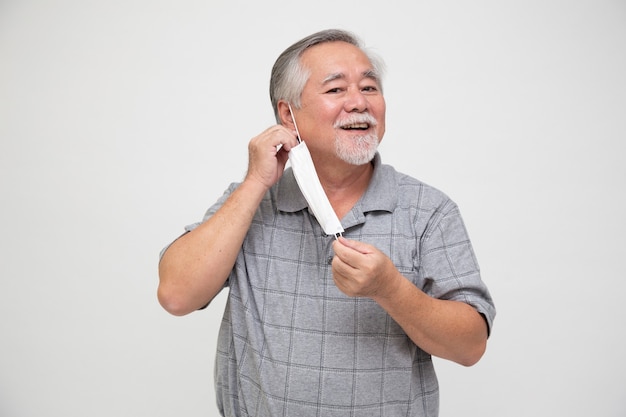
left=419, top=200, right=496, bottom=334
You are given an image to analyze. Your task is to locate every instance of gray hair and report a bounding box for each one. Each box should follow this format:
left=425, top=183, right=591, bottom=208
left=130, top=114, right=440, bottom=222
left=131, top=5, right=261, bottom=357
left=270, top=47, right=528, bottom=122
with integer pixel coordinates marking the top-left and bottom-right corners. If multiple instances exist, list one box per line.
left=269, top=29, right=385, bottom=123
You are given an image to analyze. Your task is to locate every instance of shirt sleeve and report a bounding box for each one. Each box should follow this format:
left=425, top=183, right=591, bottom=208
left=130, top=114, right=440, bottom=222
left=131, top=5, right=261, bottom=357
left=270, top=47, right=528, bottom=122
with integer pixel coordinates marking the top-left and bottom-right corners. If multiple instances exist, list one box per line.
left=419, top=199, right=496, bottom=335
left=159, top=182, right=241, bottom=259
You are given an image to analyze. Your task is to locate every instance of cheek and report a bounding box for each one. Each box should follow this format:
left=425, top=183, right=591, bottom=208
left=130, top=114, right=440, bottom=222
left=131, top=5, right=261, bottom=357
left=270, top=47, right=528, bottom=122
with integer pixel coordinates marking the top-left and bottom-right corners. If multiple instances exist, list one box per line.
left=305, top=103, right=338, bottom=127
left=320, top=102, right=344, bottom=120
left=376, top=105, right=386, bottom=138
left=377, top=124, right=386, bottom=141
left=378, top=100, right=386, bottom=118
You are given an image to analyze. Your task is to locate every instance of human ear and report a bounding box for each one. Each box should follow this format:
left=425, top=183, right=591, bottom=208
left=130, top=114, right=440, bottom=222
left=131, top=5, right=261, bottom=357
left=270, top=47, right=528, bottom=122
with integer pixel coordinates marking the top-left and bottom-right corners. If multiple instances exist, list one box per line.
left=277, top=100, right=295, bottom=129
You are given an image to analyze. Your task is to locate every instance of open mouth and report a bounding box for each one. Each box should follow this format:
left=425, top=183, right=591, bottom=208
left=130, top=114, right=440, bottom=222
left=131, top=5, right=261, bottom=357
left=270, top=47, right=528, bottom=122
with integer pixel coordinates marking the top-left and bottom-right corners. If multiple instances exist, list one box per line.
left=340, top=122, right=370, bottom=130
left=336, top=114, right=377, bottom=131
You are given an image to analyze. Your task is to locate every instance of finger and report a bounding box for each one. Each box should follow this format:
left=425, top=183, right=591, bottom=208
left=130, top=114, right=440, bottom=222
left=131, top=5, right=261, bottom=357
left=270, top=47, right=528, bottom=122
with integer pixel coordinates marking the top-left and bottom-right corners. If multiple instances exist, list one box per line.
left=331, top=254, right=354, bottom=277
left=280, top=130, right=299, bottom=152
left=332, top=240, right=365, bottom=270
left=336, top=237, right=373, bottom=255
left=255, top=125, right=298, bottom=149
left=267, top=125, right=299, bottom=150
left=276, top=145, right=290, bottom=166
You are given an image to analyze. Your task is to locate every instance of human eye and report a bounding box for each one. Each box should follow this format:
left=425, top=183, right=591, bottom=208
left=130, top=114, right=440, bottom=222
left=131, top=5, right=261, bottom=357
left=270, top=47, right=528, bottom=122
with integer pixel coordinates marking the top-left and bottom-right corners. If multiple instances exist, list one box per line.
left=325, top=86, right=344, bottom=94
left=361, top=84, right=380, bottom=93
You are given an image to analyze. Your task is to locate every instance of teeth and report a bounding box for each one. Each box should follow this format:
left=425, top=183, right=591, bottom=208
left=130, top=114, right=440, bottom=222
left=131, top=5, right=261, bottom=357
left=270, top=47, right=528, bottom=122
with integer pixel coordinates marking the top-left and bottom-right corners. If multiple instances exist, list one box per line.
left=343, top=123, right=368, bottom=129
left=335, top=114, right=377, bottom=130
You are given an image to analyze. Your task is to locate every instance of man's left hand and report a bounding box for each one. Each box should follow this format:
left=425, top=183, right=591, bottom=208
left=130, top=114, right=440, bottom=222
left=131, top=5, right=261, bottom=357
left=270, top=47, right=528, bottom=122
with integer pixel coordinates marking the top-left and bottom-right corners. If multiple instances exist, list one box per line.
left=331, top=237, right=400, bottom=299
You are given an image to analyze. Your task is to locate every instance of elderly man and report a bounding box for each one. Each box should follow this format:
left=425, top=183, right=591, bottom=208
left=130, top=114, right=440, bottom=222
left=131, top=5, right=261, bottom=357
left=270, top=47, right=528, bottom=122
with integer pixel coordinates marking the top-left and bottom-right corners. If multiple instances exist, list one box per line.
left=158, top=29, right=495, bottom=417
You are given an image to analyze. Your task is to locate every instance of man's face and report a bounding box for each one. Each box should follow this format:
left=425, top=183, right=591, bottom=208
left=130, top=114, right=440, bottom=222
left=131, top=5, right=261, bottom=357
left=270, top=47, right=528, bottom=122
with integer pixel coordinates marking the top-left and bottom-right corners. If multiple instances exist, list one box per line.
left=294, top=41, right=386, bottom=166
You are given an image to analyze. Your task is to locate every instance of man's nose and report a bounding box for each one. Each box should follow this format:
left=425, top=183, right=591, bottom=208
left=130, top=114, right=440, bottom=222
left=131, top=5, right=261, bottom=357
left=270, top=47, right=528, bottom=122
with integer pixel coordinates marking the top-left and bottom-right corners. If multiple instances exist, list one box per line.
left=344, top=88, right=368, bottom=112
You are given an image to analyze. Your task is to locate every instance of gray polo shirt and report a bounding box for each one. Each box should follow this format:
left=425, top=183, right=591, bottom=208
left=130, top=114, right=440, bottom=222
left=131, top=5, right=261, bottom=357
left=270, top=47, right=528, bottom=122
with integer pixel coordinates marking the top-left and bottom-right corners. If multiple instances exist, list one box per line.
left=186, top=153, right=495, bottom=417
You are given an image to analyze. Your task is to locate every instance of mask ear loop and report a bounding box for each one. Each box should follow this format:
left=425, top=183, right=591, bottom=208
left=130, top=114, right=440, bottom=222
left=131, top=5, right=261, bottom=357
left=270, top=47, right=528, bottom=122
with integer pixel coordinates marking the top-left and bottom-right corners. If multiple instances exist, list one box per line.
left=287, top=102, right=302, bottom=144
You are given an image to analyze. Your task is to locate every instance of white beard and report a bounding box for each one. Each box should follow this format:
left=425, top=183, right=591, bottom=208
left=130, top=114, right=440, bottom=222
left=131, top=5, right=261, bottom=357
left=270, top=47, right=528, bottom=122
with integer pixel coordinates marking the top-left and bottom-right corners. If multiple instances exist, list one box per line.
left=334, top=132, right=379, bottom=165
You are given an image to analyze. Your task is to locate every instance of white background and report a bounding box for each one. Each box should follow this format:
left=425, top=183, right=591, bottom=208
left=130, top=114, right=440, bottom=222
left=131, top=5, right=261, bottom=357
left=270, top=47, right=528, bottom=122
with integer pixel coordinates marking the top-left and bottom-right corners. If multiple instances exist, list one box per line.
left=1, top=1, right=625, bottom=416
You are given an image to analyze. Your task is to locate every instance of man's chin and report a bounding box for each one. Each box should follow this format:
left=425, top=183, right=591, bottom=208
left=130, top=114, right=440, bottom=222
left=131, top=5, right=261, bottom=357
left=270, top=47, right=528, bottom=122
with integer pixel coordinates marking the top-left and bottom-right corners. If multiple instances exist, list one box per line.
left=336, top=146, right=378, bottom=166
left=333, top=133, right=378, bottom=164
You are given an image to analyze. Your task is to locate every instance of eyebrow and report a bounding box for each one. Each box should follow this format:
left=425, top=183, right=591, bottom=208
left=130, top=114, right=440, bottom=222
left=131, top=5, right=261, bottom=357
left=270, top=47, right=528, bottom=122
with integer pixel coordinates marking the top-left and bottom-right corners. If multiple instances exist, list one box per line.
left=321, top=69, right=381, bottom=85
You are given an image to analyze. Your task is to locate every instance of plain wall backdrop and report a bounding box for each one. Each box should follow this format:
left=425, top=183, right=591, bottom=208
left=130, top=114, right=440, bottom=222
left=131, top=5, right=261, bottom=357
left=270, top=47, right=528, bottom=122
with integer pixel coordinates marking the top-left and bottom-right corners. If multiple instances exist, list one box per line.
left=1, top=1, right=625, bottom=416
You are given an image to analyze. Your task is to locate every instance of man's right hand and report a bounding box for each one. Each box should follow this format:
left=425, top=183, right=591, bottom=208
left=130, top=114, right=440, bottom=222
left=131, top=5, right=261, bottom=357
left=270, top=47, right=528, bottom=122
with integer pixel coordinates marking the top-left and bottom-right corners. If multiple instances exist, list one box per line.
left=245, top=125, right=299, bottom=189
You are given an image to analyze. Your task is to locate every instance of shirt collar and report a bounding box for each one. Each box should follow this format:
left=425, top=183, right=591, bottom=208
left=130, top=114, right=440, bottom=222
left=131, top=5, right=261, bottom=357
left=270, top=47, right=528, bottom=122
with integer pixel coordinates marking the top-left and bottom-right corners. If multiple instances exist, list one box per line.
left=277, top=153, right=397, bottom=215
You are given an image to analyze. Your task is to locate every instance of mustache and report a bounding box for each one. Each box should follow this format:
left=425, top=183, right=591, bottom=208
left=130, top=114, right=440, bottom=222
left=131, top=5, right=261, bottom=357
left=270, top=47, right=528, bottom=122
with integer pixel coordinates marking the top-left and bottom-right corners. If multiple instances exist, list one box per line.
left=334, top=113, right=378, bottom=128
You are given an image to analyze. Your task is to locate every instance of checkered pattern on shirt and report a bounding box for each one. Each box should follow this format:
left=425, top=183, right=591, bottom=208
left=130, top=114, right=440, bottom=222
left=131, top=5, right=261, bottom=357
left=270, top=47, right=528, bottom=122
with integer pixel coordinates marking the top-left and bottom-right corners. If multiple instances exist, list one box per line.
left=190, top=155, right=495, bottom=417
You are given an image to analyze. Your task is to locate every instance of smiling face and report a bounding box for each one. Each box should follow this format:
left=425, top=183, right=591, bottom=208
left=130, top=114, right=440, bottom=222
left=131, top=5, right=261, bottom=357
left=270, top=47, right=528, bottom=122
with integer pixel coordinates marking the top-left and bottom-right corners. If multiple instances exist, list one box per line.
left=294, top=41, right=386, bottom=167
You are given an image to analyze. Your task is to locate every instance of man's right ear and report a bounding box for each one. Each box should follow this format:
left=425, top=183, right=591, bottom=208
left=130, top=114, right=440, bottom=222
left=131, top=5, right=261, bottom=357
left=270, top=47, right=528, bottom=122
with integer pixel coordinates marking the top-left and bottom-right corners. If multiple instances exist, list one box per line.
left=277, top=101, right=295, bottom=129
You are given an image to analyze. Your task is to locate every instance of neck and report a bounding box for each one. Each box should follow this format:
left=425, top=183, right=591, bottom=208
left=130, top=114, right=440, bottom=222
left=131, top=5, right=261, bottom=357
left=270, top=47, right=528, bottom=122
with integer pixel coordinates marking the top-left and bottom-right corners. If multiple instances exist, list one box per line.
left=317, top=160, right=374, bottom=220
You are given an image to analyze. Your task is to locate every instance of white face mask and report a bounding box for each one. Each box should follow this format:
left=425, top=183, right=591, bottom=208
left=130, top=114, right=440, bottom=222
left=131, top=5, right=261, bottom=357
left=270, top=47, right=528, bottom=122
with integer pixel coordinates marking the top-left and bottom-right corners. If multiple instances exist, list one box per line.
left=288, top=104, right=344, bottom=238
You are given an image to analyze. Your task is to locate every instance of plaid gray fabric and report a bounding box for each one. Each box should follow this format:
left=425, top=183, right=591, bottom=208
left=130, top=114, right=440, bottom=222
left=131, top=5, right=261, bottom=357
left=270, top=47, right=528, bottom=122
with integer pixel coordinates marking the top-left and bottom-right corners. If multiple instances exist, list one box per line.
left=186, top=153, right=495, bottom=417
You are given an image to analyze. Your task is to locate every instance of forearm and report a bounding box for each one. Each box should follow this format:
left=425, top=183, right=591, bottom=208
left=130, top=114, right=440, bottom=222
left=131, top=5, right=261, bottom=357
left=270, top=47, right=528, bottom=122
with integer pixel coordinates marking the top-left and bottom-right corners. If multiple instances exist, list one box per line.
left=158, top=179, right=267, bottom=316
left=372, top=274, right=488, bottom=366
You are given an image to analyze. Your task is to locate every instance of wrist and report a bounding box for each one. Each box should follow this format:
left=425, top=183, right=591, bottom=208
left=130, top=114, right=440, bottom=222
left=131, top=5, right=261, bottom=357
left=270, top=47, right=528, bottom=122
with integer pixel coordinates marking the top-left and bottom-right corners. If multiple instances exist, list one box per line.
left=373, top=269, right=405, bottom=302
